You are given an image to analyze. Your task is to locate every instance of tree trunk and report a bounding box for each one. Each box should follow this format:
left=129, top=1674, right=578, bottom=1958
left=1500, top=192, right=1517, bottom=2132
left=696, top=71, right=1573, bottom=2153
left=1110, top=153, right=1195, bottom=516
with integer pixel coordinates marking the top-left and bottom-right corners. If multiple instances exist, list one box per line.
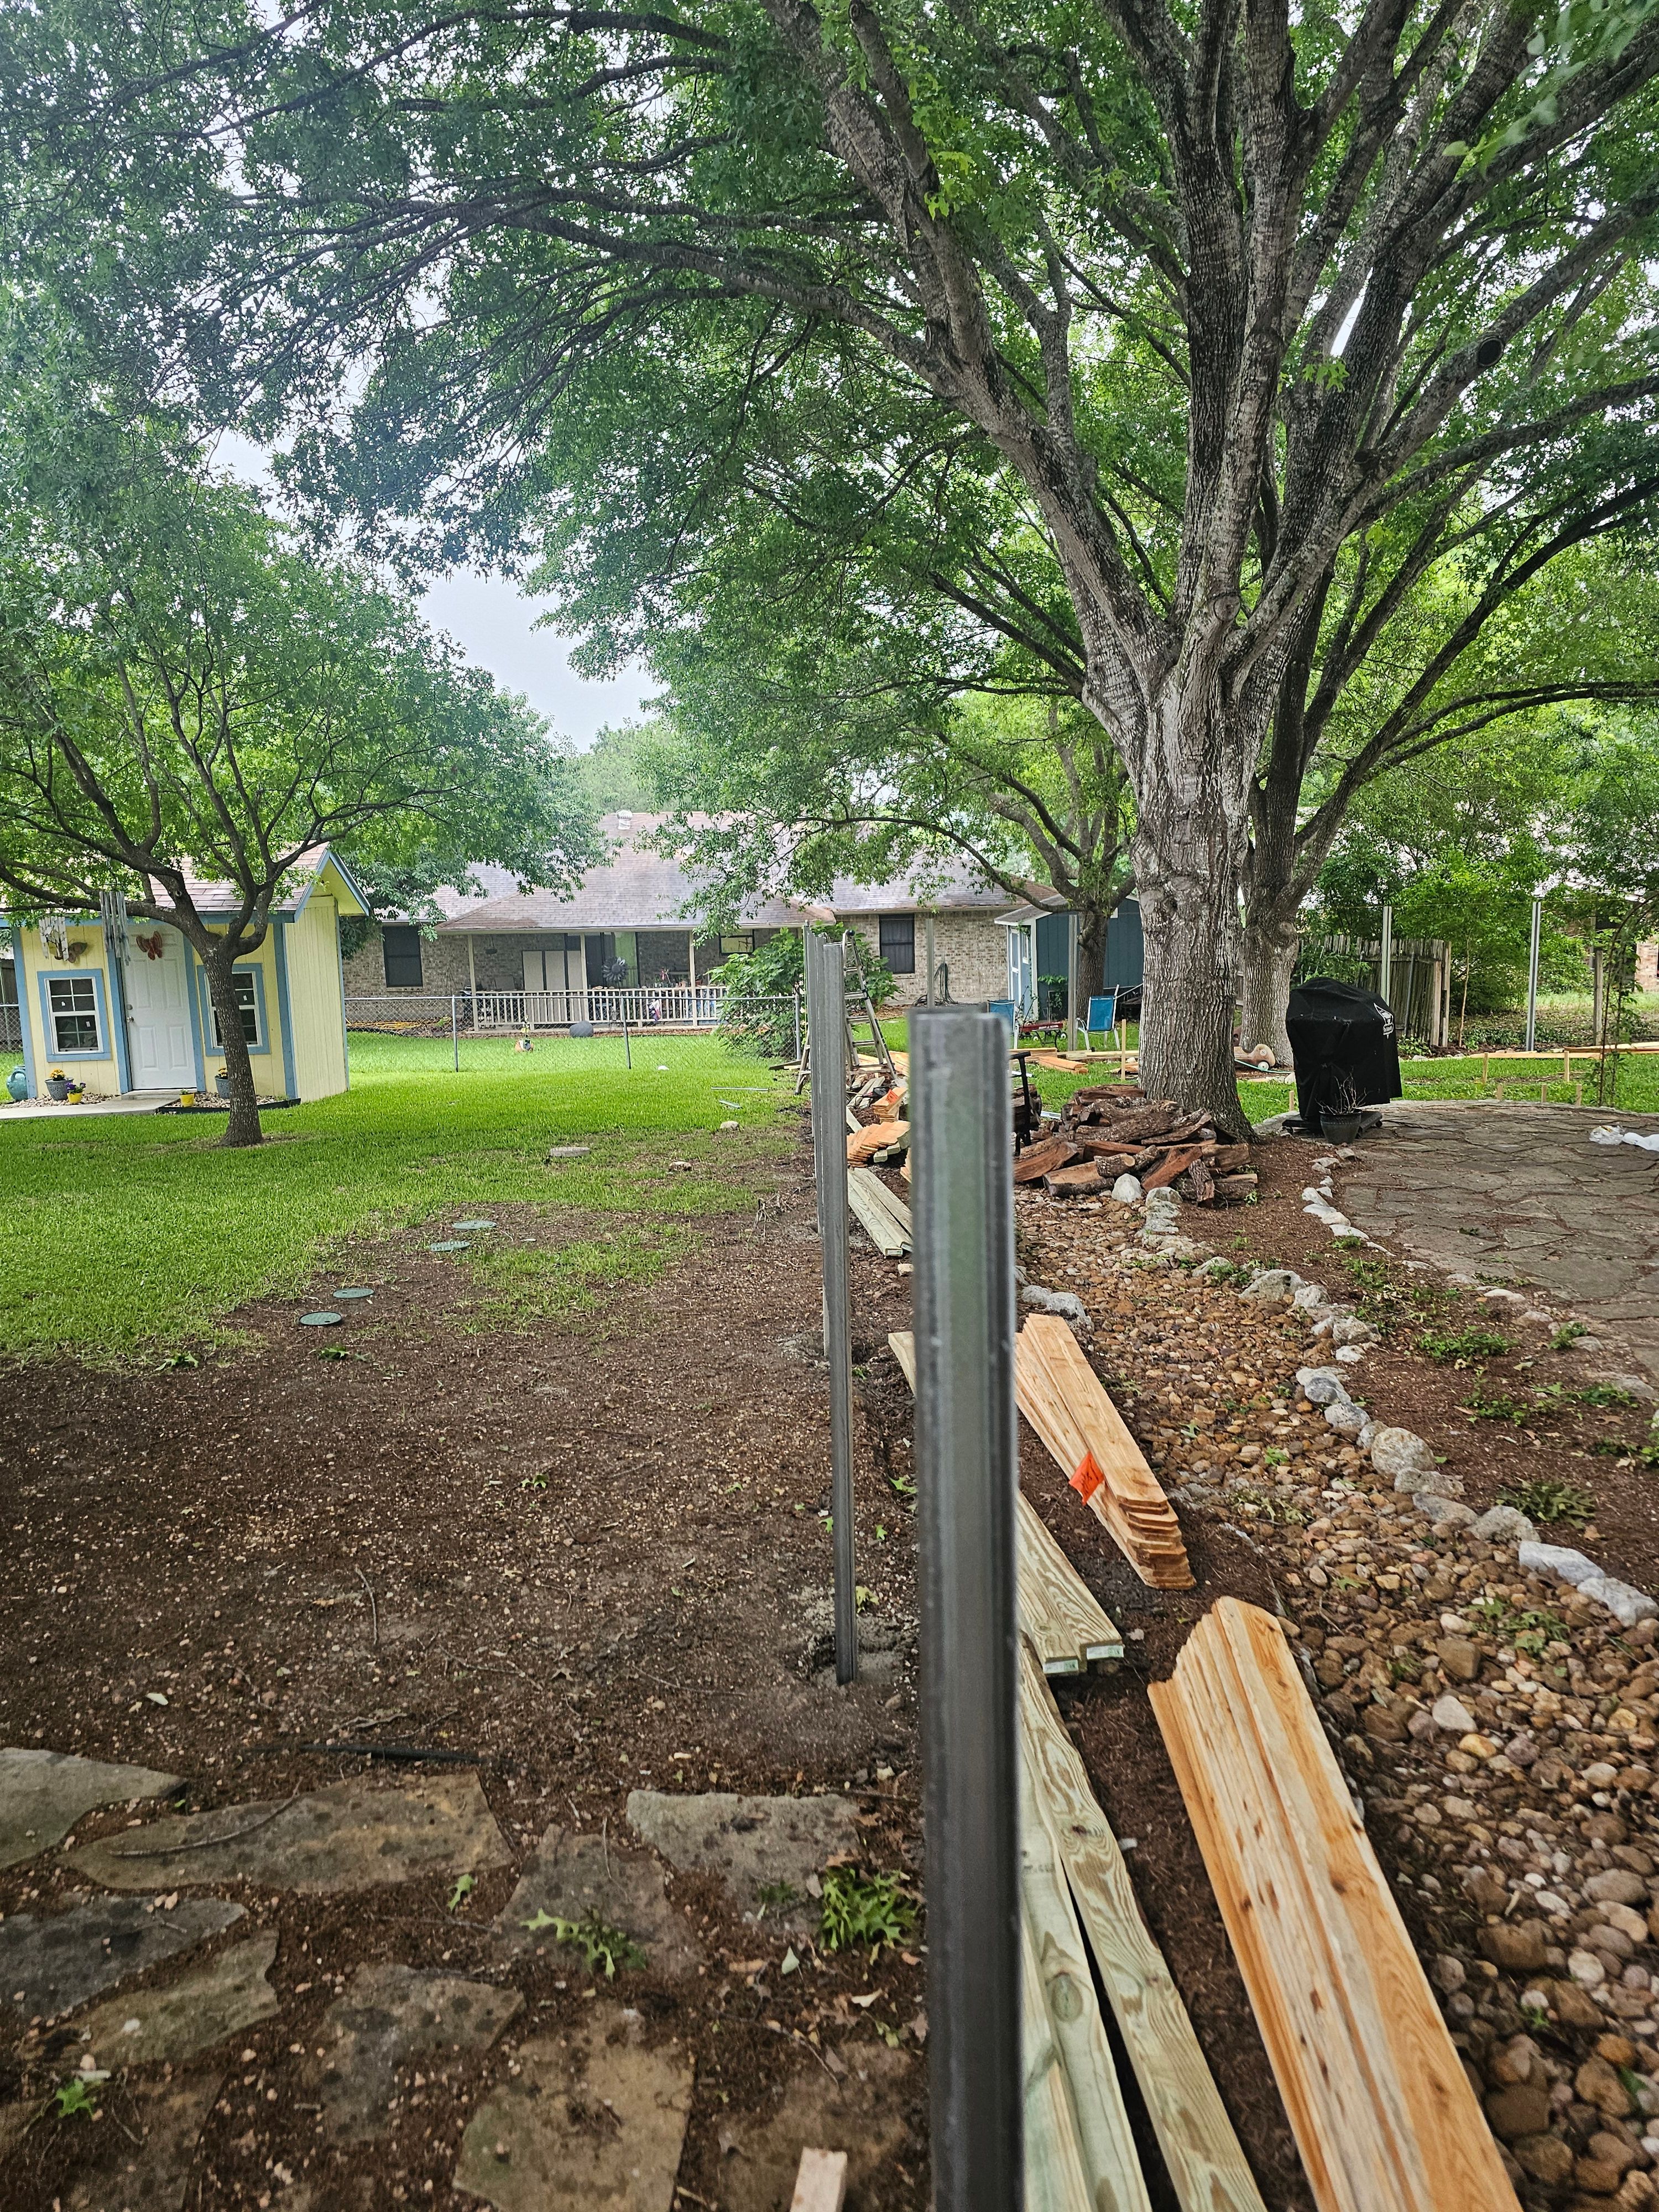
left=1131, top=716, right=1253, bottom=1138
left=1240, top=915, right=1300, bottom=1066
left=201, top=949, right=264, bottom=1147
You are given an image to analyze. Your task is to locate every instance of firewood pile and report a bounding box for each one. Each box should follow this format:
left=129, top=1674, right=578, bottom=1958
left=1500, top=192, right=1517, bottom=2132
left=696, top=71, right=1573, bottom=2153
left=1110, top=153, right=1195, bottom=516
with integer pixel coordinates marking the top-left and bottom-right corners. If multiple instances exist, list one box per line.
left=1014, top=1083, right=1257, bottom=1203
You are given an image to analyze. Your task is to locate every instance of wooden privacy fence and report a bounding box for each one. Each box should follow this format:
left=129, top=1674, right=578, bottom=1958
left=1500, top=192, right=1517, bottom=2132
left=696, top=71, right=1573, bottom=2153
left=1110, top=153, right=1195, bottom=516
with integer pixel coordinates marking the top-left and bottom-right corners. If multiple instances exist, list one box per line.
left=1293, top=932, right=1451, bottom=1046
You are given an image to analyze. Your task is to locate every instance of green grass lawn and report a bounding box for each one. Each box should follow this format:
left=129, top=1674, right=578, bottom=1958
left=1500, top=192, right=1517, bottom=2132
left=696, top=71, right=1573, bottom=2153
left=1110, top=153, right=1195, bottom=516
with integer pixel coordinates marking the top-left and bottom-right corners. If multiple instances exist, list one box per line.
left=0, top=1030, right=790, bottom=1360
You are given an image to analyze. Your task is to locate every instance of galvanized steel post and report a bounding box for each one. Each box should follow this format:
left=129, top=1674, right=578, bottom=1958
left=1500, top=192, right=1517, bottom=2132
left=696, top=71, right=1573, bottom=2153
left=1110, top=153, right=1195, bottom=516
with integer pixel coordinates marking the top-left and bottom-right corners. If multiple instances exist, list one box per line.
left=805, top=928, right=858, bottom=1686
left=911, top=1005, right=1022, bottom=2210
left=1525, top=896, right=1543, bottom=1053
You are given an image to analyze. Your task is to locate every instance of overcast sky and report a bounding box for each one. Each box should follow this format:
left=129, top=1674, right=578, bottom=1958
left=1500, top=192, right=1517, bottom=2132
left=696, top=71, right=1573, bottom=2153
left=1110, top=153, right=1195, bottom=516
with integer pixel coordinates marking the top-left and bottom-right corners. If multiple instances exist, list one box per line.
left=419, top=569, right=654, bottom=747
left=212, top=431, right=652, bottom=747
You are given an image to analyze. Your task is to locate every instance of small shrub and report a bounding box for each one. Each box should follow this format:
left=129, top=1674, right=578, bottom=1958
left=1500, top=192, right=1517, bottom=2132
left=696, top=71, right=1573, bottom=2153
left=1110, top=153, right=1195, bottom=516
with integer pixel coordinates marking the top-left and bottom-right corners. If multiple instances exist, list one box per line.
left=1499, top=1478, right=1597, bottom=1530
left=1418, top=1327, right=1511, bottom=1363
left=1551, top=1322, right=1589, bottom=1351
left=1574, top=1383, right=1639, bottom=1408
left=819, top=1869, right=918, bottom=1957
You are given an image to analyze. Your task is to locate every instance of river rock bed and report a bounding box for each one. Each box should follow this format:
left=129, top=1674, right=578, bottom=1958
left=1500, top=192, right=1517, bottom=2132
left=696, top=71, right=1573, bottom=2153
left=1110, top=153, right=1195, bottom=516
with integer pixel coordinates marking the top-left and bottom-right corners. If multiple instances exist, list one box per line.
left=1020, top=1180, right=1659, bottom=2212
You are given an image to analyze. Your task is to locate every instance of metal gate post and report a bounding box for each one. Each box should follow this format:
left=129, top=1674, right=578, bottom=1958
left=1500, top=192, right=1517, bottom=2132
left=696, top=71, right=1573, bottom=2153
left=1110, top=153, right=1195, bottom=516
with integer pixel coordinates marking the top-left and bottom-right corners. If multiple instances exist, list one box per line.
left=910, top=1005, right=1022, bottom=2210
left=451, top=995, right=459, bottom=1073
left=805, top=930, right=858, bottom=1686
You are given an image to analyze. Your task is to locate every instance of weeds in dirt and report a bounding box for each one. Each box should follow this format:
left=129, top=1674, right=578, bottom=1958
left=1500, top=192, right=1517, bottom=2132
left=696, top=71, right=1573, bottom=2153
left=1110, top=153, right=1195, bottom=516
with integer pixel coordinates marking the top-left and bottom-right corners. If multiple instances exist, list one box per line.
left=819, top=1869, right=919, bottom=1957
left=1500, top=1478, right=1598, bottom=1529
left=446, top=1875, right=476, bottom=1913
left=1418, top=1327, right=1511, bottom=1363
left=521, top=1907, right=646, bottom=1978
left=52, top=2078, right=100, bottom=2120
left=1464, top=1387, right=1533, bottom=1424
left=756, top=1880, right=801, bottom=1917
left=1227, top=1483, right=1306, bottom=1525
left=1340, top=1250, right=1452, bottom=1333
left=1470, top=1594, right=1570, bottom=1656
left=1552, top=1322, right=1589, bottom=1351
left=1574, top=1383, right=1639, bottom=1408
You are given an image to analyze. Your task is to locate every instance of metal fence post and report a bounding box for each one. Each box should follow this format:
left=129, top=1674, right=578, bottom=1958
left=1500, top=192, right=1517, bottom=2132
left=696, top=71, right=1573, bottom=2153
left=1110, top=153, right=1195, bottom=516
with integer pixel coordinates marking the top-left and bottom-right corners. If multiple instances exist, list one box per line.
left=622, top=1006, right=632, bottom=1068
left=911, top=1005, right=1022, bottom=2211
left=1525, top=896, right=1543, bottom=1052
left=451, top=995, right=459, bottom=1073
left=805, top=930, right=858, bottom=1685
left=793, top=985, right=802, bottom=1067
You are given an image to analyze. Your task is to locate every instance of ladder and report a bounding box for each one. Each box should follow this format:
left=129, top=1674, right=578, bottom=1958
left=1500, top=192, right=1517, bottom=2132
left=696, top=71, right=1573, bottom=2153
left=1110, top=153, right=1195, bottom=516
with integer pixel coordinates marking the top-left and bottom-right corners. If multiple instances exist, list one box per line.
left=792, top=936, right=900, bottom=1092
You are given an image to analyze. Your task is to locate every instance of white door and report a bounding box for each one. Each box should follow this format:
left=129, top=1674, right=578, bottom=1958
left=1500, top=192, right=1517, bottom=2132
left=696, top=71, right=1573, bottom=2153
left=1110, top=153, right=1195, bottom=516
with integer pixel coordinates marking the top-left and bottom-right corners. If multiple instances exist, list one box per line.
left=1007, top=925, right=1034, bottom=1013
left=125, top=927, right=195, bottom=1088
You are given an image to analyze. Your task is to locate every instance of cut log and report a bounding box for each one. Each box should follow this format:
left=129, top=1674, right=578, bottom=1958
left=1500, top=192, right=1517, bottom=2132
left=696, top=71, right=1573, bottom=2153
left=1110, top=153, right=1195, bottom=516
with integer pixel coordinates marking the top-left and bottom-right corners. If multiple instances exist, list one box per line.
left=790, top=2148, right=849, bottom=2212
left=1182, top=1158, right=1216, bottom=1204
left=1149, top=1599, right=1522, bottom=2212
left=1015, top=1318, right=1193, bottom=1589
left=847, top=1118, right=909, bottom=1164
left=1140, top=1144, right=1207, bottom=1192
left=1045, top=1162, right=1103, bottom=1195
left=1214, top=1172, right=1259, bottom=1201
left=1211, top=1142, right=1251, bottom=1172
left=888, top=1332, right=1122, bottom=1675
left=1014, top=1136, right=1083, bottom=1183
left=1019, top=1643, right=1269, bottom=2212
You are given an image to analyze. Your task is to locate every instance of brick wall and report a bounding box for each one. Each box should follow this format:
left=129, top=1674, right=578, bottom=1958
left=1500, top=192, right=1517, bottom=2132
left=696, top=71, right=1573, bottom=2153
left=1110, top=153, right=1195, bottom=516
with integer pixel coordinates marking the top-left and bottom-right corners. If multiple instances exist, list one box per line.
left=860, top=912, right=1008, bottom=1008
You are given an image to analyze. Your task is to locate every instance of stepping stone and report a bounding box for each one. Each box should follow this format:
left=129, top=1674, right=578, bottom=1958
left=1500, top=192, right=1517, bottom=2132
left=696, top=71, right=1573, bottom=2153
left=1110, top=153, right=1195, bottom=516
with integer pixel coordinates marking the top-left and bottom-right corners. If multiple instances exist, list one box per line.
left=76, top=1932, right=279, bottom=2067
left=307, top=1962, right=521, bottom=2141
left=58, top=2071, right=223, bottom=2212
left=718, top=2043, right=915, bottom=2212
left=453, top=2007, right=692, bottom=2211
left=0, top=1894, right=244, bottom=2020
left=625, top=1790, right=859, bottom=1922
left=0, top=1748, right=180, bottom=1871
left=67, top=1773, right=510, bottom=1895
left=496, top=1830, right=703, bottom=1979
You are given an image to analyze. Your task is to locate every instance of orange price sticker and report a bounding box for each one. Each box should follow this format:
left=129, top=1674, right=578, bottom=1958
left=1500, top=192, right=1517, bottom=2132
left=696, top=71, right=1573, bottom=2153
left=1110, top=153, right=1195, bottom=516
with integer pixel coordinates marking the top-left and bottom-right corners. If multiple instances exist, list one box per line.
left=1070, top=1450, right=1105, bottom=1503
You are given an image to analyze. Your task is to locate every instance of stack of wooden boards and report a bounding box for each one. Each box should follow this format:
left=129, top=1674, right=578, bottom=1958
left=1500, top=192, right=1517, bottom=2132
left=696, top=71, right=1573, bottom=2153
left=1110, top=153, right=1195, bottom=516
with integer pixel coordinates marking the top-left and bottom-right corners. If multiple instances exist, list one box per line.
left=847, top=1166, right=912, bottom=1256
left=1151, top=1599, right=1523, bottom=2212
left=1016, top=1316, right=1193, bottom=1590
left=1014, top=1085, right=1256, bottom=1203
left=889, top=1330, right=1123, bottom=1674
left=886, top=1332, right=1265, bottom=2211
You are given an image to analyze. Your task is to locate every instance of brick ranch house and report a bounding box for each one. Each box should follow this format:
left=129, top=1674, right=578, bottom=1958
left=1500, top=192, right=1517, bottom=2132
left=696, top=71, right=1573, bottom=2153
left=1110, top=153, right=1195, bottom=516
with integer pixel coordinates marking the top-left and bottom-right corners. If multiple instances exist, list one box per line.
left=340, top=811, right=1140, bottom=1021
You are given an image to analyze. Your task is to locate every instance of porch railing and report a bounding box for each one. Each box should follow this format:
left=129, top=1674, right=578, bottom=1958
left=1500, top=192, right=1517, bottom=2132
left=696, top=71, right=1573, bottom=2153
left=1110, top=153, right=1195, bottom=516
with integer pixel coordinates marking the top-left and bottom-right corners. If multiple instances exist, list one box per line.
left=345, top=987, right=731, bottom=1035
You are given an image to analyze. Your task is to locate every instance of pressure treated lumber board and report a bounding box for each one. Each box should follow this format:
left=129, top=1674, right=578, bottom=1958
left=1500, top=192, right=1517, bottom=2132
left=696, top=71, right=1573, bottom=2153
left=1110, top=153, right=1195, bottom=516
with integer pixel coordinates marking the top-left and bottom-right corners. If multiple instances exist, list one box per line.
left=1016, top=1316, right=1193, bottom=1589
left=1018, top=1643, right=1268, bottom=2212
left=1020, top=1751, right=1153, bottom=2212
left=847, top=1166, right=912, bottom=1256
left=789, top=2148, right=849, bottom=2211
left=1149, top=1599, right=1522, bottom=2212
left=887, top=1332, right=1123, bottom=1674
left=1021, top=1906, right=1097, bottom=2212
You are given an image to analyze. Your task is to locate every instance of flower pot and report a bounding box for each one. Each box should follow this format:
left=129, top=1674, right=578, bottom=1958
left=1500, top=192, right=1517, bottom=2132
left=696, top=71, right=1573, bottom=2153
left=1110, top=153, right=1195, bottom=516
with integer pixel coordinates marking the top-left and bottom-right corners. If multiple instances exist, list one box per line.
left=45, top=1076, right=70, bottom=1102
left=215, top=1073, right=232, bottom=1098
left=1321, top=1110, right=1362, bottom=1143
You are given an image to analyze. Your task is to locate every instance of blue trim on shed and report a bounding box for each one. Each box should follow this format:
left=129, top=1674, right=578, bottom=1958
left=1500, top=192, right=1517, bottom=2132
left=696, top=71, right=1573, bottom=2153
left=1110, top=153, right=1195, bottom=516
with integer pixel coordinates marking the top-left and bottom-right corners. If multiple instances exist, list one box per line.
left=336, top=908, right=351, bottom=1093
left=273, top=921, right=299, bottom=1100
left=11, top=923, right=38, bottom=1098
left=181, top=942, right=208, bottom=1090
left=36, top=967, right=112, bottom=1062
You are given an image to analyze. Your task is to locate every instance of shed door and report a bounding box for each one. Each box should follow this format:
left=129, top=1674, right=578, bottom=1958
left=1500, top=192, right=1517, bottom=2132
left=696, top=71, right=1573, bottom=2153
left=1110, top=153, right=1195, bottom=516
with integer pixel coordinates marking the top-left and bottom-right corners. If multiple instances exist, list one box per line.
left=126, top=928, right=195, bottom=1087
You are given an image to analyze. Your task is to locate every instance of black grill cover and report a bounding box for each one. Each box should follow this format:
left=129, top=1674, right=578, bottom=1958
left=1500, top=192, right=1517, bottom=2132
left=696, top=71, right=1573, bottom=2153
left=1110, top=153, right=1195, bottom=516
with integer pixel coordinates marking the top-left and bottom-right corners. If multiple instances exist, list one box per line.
left=1286, top=977, right=1402, bottom=1132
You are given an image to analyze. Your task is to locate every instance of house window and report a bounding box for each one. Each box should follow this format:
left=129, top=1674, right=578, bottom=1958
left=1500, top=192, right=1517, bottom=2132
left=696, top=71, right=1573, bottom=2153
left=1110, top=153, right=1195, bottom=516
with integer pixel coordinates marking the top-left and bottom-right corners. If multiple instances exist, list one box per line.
left=879, top=915, right=916, bottom=974
left=46, top=975, right=101, bottom=1053
left=383, top=925, right=424, bottom=988
left=208, top=972, right=263, bottom=1050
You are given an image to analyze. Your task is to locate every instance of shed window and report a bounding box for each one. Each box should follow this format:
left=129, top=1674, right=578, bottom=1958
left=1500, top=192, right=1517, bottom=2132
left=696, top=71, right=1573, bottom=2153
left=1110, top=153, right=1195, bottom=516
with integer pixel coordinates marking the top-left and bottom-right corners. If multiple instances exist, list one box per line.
left=46, top=975, right=101, bottom=1053
left=878, top=915, right=916, bottom=974
left=208, top=971, right=263, bottom=1050
left=383, top=926, right=424, bottom=988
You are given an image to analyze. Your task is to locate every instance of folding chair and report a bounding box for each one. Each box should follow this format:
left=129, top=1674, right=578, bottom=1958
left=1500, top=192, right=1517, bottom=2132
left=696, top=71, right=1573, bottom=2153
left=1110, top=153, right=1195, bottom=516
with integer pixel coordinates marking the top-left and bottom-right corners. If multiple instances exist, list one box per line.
left=1086, top=992, right=1119, bottom=1047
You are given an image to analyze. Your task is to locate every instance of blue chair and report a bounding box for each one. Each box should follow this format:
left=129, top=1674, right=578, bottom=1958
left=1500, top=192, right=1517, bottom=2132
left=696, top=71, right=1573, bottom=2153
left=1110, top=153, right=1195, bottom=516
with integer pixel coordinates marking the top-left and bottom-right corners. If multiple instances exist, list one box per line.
left=1086, top=992, right=1118, bottom=1044
left=988, top=998, right=1018, bottom=1041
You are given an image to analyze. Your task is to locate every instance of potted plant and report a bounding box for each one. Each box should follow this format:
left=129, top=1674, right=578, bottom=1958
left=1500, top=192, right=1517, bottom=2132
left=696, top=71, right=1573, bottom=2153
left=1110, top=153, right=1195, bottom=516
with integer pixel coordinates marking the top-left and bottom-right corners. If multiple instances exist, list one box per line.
left=213, top=1066, right=232, bottom=1098
left=66, top=1078, right=87, bottom=1104
left=45, top=1067, right=70, bottom=1102
left=1318, top=1067, right=1363, bottom=1143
